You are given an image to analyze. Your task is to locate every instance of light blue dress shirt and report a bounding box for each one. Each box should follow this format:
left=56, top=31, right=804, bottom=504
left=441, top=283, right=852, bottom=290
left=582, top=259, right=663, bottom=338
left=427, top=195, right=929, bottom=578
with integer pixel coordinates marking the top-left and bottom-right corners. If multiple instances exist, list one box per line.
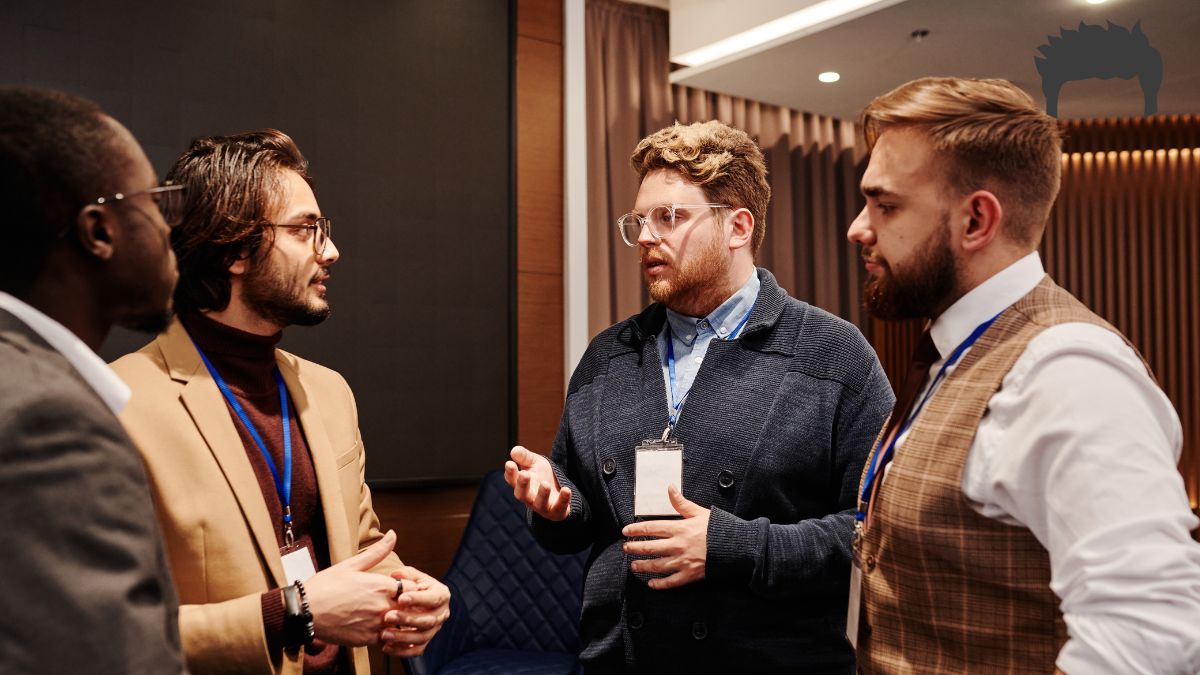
left=657, top=271, right=760, bottom=425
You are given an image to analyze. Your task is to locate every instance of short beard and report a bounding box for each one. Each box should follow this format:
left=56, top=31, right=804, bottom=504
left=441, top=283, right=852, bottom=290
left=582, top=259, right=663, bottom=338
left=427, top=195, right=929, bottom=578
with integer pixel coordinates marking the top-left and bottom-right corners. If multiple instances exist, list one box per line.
left=645, top=230, right=731, bottom=317
left=242, top=260, right=330, bottom=329
left=863, top=213, right=958, bottom=321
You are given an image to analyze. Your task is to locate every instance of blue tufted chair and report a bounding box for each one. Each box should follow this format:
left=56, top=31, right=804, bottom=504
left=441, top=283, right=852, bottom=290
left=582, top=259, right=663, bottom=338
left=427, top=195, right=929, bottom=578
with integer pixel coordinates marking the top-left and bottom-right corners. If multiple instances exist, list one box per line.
left=405, top=469, right=589, bottom=675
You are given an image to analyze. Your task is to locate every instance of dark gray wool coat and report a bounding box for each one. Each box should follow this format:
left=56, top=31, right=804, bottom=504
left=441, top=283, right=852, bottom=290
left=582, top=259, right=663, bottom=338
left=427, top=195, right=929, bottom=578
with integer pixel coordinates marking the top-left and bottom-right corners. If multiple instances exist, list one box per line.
left=530, top=269, right=895, bottom=674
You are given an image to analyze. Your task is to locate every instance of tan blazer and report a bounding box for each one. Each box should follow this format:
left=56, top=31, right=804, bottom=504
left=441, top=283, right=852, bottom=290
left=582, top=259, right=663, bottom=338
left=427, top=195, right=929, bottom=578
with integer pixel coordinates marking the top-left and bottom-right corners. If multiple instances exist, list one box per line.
left=112, top=319, right=401, bottom=675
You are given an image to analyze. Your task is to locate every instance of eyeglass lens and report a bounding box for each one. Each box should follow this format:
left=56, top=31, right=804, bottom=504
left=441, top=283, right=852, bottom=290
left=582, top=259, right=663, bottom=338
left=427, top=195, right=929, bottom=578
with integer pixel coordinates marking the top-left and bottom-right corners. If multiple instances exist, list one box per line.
left=619, top=205, right=677, bottom=246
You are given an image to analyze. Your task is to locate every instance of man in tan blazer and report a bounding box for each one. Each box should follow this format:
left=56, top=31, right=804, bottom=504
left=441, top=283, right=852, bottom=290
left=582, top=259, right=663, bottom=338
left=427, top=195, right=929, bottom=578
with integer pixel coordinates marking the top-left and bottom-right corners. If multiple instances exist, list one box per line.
left=113, top=129, right=449, bottom=674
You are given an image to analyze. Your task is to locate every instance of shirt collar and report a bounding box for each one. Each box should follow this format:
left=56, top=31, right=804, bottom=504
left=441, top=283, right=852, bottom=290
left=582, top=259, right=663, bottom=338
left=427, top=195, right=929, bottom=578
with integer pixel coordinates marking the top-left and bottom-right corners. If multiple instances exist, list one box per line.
left=0, top=291, right=131, bottom=414
left=929, top=251, right=1045, bottom=359
left=665, top=270, right=760, bottom=343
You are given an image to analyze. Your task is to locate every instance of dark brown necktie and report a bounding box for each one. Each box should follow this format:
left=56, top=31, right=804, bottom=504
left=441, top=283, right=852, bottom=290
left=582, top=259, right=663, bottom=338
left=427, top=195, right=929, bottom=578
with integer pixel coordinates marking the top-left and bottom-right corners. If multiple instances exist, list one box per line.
left=864, top=329, right=940, bottom=523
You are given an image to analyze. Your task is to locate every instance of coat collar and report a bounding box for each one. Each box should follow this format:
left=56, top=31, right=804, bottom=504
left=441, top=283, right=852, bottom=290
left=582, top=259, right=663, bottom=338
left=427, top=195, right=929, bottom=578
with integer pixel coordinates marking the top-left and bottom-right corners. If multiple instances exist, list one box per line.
left=155, top=319, right=354, bottom=582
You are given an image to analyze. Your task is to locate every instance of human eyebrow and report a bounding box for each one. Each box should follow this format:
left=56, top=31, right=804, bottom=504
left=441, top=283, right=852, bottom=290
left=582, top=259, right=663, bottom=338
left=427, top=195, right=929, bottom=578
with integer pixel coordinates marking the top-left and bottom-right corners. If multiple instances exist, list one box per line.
left=282, top=211, right=321, bottom=224
left=860, top=184, right=897, bottom=200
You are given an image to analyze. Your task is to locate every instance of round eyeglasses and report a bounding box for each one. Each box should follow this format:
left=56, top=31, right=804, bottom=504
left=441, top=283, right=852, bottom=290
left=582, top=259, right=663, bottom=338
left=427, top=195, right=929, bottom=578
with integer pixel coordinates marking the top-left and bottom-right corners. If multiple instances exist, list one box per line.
left=268, top=217, right=333, bottom=256
left=616, top=203, right=729, bottom=247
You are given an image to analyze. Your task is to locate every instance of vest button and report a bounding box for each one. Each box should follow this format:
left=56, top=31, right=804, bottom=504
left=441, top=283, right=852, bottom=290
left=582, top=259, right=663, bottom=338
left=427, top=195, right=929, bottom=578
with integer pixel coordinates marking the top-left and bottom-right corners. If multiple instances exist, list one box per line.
left=866, top=554, right=876, bottom=571
left=691, top=621, right=708, bottom=640
left=602, top=458, right=616, bottom=476
left=717, top=470, right=735, bottom=489
left=629, top=611, right=644, bottom=630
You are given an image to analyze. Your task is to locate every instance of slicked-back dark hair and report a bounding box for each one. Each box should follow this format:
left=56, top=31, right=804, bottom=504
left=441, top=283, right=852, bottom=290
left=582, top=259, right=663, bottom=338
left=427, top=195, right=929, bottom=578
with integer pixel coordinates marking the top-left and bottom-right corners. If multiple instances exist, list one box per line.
left=0, top=86, right=126, bottom=292
left=167, top=129, right=312, bottom=314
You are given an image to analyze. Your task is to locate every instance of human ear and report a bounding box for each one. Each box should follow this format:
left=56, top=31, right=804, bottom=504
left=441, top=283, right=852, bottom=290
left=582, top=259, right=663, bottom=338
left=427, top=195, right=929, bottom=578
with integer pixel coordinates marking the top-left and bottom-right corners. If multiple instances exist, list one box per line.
left=727, top=208, right=755, bottom=251
left=75, top=205, right=116, bottom=261
left=961, top=190, right=1003, bottom=253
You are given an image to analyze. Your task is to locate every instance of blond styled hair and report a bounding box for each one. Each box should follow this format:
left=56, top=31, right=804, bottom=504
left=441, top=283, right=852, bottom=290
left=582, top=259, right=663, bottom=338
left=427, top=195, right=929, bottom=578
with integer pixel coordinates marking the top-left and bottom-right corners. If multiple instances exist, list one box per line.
left=631, top=120, right=771, bottom=255
left=860, top=77, right=1062, bottom=246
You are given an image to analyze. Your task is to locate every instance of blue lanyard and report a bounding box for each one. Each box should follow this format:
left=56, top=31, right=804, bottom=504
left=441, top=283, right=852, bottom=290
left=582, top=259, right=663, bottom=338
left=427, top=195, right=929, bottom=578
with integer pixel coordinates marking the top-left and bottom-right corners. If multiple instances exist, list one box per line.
left=192, top=341, right=295, bottom=546
left=855, top=313, right=1000, bottom=522
left=665, top=304, right=754, bottom=431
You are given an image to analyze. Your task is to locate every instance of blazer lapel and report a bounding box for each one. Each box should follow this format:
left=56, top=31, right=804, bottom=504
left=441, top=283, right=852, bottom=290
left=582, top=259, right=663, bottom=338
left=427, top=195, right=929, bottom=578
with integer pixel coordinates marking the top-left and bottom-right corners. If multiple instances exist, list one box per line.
left=275, top=353, right=353, bottom=564
left=159, top=321, right=287, bottom=586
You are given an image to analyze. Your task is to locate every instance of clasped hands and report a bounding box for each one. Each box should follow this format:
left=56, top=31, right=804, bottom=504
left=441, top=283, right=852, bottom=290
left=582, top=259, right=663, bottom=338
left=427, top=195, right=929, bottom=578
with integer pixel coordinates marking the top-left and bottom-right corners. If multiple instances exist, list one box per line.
left=302, top=529, right=451, bottom=657
left=505, top=446, right=711, bottom=590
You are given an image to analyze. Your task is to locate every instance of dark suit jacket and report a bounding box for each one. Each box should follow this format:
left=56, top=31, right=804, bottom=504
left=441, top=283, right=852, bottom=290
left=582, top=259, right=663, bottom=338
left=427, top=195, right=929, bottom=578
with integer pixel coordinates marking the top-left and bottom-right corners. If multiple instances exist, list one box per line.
left=530, top=269, right=895, bottom=673
left=0, top=309, right=183, bottom=674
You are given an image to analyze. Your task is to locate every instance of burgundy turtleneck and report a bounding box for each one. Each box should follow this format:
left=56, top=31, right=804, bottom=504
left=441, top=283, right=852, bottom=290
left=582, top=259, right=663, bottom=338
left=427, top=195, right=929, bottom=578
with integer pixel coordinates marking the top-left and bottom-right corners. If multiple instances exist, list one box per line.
left=181, top=312, right=346, bottom=673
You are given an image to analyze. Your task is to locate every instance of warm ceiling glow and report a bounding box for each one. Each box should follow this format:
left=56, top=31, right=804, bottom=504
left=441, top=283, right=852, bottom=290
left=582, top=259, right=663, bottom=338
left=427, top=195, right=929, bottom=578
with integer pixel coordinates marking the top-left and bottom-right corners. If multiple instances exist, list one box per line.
left=818, top=71, right=841, bottom=83
left=673, top=0, right=906, bottom=68
left=1085, top=0, right=1107, bottom=4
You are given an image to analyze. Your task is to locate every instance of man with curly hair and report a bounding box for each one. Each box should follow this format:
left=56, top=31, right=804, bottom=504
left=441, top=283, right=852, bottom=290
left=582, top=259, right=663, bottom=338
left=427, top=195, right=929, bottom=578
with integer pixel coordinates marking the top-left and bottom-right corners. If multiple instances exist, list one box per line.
left=504, top=120, right=894, bottom=672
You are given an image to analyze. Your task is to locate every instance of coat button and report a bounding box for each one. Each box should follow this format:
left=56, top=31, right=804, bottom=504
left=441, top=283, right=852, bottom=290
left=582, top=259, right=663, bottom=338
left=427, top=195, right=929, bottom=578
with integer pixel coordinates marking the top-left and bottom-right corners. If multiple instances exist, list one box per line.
left=629, top=611, right=644, bottom=630
left=602, top=458, right=616, bottom=476
left=717, top=470, right=735, bottom=489
left=691, top=621, right=708, bottom=640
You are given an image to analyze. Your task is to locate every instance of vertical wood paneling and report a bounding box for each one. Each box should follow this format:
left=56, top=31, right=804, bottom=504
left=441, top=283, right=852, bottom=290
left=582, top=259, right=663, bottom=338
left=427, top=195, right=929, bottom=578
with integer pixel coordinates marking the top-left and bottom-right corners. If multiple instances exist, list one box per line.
left=870, top=118, right=1199, bottom=516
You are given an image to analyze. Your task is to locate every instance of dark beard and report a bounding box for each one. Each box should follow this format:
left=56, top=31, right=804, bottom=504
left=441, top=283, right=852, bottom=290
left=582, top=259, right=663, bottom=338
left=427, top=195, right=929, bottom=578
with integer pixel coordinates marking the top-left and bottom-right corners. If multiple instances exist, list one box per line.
left=645, top=230, right=731, bottom=317
left=242, top=262, right=330, bottom=328
left=863, top=216, right=957, bottom=321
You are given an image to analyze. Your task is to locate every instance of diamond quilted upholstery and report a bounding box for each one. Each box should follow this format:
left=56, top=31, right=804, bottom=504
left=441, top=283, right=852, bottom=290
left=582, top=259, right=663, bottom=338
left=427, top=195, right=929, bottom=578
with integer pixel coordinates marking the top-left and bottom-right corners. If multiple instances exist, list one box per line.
left=438, top=649, right=583, bottom=675
left=405, top=470, right=589, bottom=675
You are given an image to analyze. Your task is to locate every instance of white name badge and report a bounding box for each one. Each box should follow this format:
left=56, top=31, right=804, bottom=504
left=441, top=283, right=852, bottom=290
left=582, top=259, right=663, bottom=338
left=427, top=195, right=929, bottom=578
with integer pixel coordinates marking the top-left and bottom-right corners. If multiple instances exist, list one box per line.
left=634, top=441, right=683, bottom=516
left=846, top=557, right=862, bottom=648
left=281, top=546, right=318, bottom=585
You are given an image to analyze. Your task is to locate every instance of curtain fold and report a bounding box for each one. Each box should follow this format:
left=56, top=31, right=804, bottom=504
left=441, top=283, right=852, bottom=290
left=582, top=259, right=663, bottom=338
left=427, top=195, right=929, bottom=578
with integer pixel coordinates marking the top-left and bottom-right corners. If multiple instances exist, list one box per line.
left=585, top=0, right=867, bottom=336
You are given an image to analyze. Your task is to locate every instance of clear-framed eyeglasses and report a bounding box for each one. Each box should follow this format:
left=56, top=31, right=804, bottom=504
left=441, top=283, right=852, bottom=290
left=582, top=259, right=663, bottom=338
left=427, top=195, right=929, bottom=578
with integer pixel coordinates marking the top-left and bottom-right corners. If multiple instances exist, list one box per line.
left=92, top=181, right=186, bottom=228
left=616, top=203, right=729, bottom=247
left=268, top=217, right=333, bottom=255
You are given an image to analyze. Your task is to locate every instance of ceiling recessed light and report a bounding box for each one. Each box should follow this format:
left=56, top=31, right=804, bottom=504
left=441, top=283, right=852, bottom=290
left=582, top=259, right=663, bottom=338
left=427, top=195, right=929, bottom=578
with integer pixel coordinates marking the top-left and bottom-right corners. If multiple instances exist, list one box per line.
left=1085, top=0, right=1107, bottom=4
left=818, top=71, right=841, bottom=83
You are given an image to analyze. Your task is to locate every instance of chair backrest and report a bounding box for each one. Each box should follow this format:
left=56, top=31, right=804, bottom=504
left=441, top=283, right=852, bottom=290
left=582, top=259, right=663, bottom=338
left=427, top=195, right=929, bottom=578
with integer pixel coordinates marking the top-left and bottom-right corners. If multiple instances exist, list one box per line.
left=441, top=469, right=589, bottom=653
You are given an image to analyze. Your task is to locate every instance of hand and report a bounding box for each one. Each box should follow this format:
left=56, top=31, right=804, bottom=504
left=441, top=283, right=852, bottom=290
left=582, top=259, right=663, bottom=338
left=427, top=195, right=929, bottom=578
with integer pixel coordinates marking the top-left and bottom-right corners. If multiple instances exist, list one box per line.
left=621, top=485, right=710, bottom=590
left=503, top=446, right=572, bottom=521
left=379, top=566, right=452, bottom=657
left=303, top=530, right=402, bottom=646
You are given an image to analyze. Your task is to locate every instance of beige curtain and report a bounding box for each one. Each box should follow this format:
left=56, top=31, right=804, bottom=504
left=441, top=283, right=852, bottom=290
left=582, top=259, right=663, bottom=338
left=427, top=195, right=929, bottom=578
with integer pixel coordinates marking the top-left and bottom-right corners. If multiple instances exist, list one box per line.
left=585, top=0, right=868, bottom=336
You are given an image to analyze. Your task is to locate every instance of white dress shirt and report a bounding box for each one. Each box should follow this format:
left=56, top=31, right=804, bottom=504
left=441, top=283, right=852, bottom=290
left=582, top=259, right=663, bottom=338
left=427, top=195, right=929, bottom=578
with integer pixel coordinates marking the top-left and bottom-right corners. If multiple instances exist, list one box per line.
left=894, top=252, right=1200, bottom=674
left=0, top=291, right=131, bottom=414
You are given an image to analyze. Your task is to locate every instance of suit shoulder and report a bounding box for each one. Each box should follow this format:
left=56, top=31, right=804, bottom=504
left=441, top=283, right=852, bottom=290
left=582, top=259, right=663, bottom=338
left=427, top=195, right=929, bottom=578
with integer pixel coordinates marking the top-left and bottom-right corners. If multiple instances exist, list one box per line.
left=279, top=349, right=349, bottom=389
left=567, top=316, right=640, bottom=396
left=779, top=299, right=882, bottom=393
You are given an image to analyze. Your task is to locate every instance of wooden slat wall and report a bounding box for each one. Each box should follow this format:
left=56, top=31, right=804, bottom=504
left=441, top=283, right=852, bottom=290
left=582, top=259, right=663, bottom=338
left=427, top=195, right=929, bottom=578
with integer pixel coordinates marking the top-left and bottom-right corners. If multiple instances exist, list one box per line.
left=871, top=116, right=1200, bottom=518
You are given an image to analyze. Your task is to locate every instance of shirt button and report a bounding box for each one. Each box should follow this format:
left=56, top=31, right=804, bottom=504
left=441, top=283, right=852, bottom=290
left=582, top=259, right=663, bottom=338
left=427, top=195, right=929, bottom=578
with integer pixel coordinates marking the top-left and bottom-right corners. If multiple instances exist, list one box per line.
left=694, top=356, right=703, bottom=364
left=691, top=621, right=708, bottom=640
left=602, top=458, right=616, bottom=476
left=629, top=611, right=645, bottom=630
left=717, top=470, right=735, bottom=489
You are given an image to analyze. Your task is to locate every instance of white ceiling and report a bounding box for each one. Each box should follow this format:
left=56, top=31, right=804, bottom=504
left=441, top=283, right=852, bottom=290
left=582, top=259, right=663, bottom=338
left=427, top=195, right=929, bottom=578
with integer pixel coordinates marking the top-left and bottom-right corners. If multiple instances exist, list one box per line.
left=662, top=0, right=1200, bottom=122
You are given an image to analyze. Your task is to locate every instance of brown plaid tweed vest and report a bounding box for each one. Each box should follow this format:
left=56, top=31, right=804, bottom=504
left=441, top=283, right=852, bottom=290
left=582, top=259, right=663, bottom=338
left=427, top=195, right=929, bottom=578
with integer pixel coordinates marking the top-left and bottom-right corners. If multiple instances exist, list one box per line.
left=856, top=276, right=1149, bottom=673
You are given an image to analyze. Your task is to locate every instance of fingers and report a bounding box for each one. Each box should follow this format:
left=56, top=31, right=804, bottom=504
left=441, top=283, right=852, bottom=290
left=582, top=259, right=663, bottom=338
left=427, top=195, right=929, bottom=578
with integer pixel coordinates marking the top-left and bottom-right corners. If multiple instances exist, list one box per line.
left=383, top=608, right=446, bottom=631
left=647, top=570, right=692, bottom=590
left=667, top=484, right=701, bottom=517
left=508, top=445, right=540, bottom=469
left=337, top=530, right=397, bottom=572
left=622, top=520, right=679, bottom=538
left=547, top=485, right=572, bottom=519
left=629, top=555, right=678, bottom=574
left=623, top=537, right=678, bottom=557
left=399, top=585, right=450, bottom=610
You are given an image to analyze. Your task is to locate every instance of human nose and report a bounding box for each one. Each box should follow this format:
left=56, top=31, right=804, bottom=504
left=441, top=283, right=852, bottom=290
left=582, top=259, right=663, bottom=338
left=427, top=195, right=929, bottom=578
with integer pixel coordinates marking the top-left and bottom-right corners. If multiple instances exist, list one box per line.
left=847, top=206, right=873, bottom=246
left=319, top=236, right=340, bottom=264
left=636, top=218, right=659, bottom=247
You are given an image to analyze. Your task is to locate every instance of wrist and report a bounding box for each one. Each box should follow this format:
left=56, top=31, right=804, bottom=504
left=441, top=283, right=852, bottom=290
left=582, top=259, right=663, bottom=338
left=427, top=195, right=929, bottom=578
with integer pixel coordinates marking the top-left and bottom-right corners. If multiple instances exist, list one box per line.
left=282, top=581, right=315, bottom=650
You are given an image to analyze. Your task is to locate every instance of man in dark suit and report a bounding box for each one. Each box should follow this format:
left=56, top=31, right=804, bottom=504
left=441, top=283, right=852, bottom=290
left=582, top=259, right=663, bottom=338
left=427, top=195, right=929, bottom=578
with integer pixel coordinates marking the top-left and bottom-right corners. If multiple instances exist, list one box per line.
left=0, top=86, right=184, bottom=673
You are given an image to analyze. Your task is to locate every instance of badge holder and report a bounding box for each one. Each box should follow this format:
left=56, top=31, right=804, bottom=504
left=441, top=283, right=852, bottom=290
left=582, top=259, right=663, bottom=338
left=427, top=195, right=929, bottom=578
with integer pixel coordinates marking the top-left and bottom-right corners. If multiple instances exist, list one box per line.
left=634, top=427, right=684, bottom=517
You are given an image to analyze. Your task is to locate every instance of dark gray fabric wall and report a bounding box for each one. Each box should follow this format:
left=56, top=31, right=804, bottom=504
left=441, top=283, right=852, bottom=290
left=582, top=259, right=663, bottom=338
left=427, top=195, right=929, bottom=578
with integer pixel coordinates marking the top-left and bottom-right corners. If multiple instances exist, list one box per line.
left=1, top=0, right=513, bottom=483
